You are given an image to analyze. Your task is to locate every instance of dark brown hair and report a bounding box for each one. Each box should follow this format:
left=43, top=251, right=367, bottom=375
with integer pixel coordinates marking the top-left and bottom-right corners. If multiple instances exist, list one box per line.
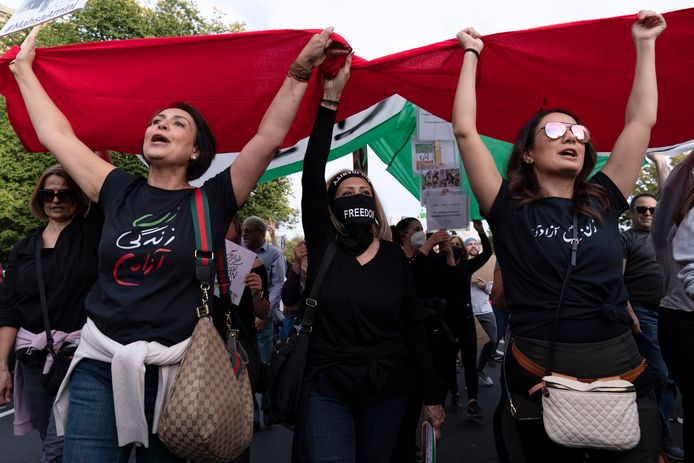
left=393, top=217, right=420, bottom=246
left=147, top=102, right=216, bottom=181
left=29, top=164, right=89, bottom=220
left=506, top=108, right=609, bottom=222
left=226, top=215, right=242, bottom=244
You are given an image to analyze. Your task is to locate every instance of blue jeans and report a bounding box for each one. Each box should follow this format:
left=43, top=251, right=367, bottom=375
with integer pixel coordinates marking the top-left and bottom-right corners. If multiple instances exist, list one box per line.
left=492, top=304, right=507, bottom=344
left=20, top=361, right=63, bottom=462
left=279, top=316, right=295, bottom=343
left=257, top=314, right=275, bottom=365
left=63, top=359, right=184, bottom=463
left=632, top=305, right=674, bottom=436
left=304, top=388, right=408, bottom=463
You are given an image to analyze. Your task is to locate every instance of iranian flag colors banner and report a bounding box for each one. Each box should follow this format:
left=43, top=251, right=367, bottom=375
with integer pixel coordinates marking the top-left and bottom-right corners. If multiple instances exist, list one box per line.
left=197, top=95, right=638, bottom=220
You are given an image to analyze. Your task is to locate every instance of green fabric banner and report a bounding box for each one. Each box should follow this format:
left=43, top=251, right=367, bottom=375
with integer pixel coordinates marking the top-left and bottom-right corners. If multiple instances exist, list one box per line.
left=367, top=101, right=610, bottom=220
left=255, top=98, right=611, bottom=221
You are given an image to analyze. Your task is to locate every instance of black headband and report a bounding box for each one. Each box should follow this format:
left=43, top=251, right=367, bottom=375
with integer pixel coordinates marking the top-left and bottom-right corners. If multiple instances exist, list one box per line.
left=327, top=170, right=373, bottom=199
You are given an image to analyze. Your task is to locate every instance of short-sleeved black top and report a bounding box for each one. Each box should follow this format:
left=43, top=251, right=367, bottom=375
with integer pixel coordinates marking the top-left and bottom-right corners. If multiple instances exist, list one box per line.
left=85, top=168, right=237, bottom=346
left=485, top=172, right=631, bottom=342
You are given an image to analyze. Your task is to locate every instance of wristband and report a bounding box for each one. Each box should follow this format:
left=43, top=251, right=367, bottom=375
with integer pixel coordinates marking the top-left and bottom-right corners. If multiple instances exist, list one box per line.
left=320, top=98, right=340, bottom=105
left=464, top=48, right=480, bottom=60
left=287, top=61, right=312, bottom=82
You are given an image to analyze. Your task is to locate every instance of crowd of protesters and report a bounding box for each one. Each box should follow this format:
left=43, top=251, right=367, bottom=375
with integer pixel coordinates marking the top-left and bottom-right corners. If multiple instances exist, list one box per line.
left=0, top=8, right=690, bottom=463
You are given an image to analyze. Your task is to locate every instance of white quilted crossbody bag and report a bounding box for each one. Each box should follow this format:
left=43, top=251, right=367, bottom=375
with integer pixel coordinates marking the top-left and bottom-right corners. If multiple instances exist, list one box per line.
left=541, top=375, right=640, bottom=450
left=539, top=214, right=641, bottom=451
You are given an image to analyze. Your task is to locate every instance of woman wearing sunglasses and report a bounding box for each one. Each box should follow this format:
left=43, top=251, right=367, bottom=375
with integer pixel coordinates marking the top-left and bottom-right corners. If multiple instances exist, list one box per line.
left=0, top=163, right=102, bottom=462
left=453, top=10, right=666, bottom=462
left=9, top=25, right=344, bottom=462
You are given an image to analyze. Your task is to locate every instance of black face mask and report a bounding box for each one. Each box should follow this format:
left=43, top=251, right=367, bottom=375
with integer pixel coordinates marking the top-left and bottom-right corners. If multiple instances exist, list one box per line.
left=331, top=194, right=377, bottom=255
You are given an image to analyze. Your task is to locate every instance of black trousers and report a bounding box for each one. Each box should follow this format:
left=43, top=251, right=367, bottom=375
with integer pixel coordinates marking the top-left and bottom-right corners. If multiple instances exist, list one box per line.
left=659, top=307, right=694, bottom=462
left=494, top=389, right=660, bottom=462
left=450, top=308, right=479, bottom=402
left=494, top=334, right=661, bottom=463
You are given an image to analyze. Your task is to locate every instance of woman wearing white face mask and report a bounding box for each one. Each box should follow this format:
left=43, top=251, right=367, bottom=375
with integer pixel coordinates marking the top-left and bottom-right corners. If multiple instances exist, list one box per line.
left=395, top=218, right=492, bottom=421
left=391, top=218, right=454, bottom=461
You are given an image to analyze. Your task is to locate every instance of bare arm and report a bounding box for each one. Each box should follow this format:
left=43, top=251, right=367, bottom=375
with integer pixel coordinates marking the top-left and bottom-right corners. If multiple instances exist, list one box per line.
left=10, top=27, right=115, bottom=203
left=419, top=230, right=450, bottom=256
left=601, top=11, right=666, bottom=198
left=0, top=326, right=17, bottom=404
left=452, top=28, right=502, bottom=215
left=646, top=152, right=670, bottom=195
left=490, top=267, right=506, bottom=310
left=622, top=258, right=641, bottom=333
left=246, top=259, right=270, bottom=320
left=230, top=27, right=349, bottom=207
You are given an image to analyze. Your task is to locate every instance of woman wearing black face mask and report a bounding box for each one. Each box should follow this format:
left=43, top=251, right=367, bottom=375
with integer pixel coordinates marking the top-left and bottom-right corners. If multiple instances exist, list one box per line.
left=296, top=56, right=445, bottom=463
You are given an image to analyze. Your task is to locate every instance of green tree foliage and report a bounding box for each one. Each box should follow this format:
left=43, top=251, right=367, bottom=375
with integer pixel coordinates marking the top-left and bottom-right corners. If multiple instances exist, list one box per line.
left=0, top=95, right=55, bottom=258
left=237, top=176, right=299, bottom=228
left=0, top=0, right=298, bottom=263
left=620, top=152, right=689, bottom=228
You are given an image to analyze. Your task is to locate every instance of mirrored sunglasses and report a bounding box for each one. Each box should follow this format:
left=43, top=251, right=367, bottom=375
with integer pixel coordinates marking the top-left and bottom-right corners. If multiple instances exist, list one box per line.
left=538, top=121, right=591, bottom=143
left=39, top=189, right=76, bottom=204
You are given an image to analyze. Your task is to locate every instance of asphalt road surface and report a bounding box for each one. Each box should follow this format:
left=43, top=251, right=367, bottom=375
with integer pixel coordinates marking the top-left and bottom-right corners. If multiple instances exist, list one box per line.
left=1, top=356, right=684, bottom=462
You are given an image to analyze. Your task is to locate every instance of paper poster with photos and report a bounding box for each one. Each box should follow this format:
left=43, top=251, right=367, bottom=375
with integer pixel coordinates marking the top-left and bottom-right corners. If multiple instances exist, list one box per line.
left=411, top=139, right=457, bottom=173
left=416, top=108, right=455, bottom=142
left=420, top=167, right=463, bottom=199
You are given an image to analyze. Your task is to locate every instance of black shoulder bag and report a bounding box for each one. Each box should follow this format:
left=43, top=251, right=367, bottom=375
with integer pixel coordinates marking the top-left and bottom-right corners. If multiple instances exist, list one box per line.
left=35, top=238, right=76, bottom=396
left=267, top=241, right=337, bottom=425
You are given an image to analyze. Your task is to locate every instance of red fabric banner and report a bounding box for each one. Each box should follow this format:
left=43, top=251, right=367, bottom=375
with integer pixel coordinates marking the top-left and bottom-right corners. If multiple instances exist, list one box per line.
left=1, top=8, right=693, bottom=154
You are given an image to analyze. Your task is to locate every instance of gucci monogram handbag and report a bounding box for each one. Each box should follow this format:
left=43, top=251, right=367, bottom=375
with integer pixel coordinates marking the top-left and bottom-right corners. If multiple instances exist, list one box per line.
left=158, top=189, right=253, bottom=462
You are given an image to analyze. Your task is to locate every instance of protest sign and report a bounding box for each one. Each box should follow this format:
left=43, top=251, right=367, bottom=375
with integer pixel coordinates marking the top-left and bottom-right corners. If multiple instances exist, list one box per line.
left=0, top=0, right=87, bottom=36
left=223, top=240, right=257, bottom=306
left=425, top=190, right=469, bottom=230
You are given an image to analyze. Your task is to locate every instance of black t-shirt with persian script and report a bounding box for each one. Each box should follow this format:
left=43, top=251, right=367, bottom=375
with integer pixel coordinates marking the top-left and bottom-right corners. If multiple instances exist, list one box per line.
left=86, top=168, right=237, bottom=346
left=485, top=172, right=631, bottom=342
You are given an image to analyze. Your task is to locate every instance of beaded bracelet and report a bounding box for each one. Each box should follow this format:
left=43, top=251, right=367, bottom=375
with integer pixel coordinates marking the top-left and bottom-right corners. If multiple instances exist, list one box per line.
left=287, top=61, right=312, bottom=82
left=464, top=48, right=480, bottom=60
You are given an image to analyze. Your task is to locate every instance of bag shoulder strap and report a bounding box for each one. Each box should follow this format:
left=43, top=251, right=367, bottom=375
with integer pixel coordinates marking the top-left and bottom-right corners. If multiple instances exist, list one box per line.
left=544, top=212, right=579, bottom=376
left=35, top=235, right=55, bottom=356
left=189, top=188, right=215, bottom=318
left=299, top=241, right=337, bottom=332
